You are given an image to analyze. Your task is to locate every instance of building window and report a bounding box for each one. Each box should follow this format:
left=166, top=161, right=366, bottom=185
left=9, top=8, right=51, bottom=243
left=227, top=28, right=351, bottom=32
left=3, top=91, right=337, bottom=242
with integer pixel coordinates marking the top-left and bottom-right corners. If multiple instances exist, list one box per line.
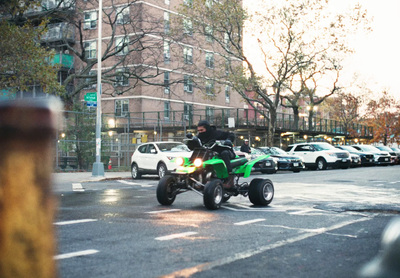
left=164, top=12, right=170, bottom=34
left=183, top=103, right=193, bottom=121
left=84, top=41, right=96, bottom=59
left=183, top=18, right=193, bottom=36
left=206, top=107, right=214, bottom=121
left=164, top=41, right=170, bottom=63
left=205, top=52, right=214, bottom=68
left=115, top=99, right=129, bottom=117
left=183, top=46, right=193, bottom=64
left=206, top=80, right=214, bottom=96
left=184, top=75, right=193, bottom=93
left=85, top=70, right=97, bottom=88
left=116, top=6, right=130, bottom=25
left=205, top=25, right=213, bottom=42
left=225, top=58, right=230, bottom=75
left=225, top=85, right=230, bottom=103
left=115, top=37, right=129, bottom=55
left=114, top=68, right=129, bottom=87
left=84, top=11, right=97, bottom=30
left=164, top=102, right=170, bottom=119
left=224, top=32, right=231, bottom=50
left=183, top=0, right=193, bottom=7
left=164, top=72, right=170, bottom=94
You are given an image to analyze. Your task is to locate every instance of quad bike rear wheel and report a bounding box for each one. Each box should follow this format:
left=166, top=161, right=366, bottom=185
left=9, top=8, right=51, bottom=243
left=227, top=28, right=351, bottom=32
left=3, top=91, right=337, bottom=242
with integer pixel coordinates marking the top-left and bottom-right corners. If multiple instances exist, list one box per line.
left=157, top=175, right=177, bottom=205
left=248, top=178, right=274, bottom=206
left=203, top=179, right=224, bottom=210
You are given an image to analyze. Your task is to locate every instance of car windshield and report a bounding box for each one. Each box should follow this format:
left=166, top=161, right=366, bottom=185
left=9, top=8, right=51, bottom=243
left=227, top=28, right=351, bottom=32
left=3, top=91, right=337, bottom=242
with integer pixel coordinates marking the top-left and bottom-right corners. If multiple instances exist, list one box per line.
left=356, top=145, right=379, bottom=152
left=376, top=146, right=392, bottom=152
left=340, top=146, right=359, bottom=152
left=311, top=143, right=335, bottom=151
left=251, top=148, right=264, bottom=155
left=156, top=143, right=190, bottom=152
left=271, top=147, right=287, bottom=155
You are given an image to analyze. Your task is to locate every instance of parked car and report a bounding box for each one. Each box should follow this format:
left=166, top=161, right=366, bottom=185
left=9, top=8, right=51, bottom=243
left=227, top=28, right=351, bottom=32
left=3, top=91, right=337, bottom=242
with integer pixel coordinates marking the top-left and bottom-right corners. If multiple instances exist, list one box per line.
left=375, top=146, right=398, bottom=165
left=258, top=147, right=305, bottom=172
left=233, top=146, right=278, bottom=174
left=286, top=142, right=351, bottom=170
left=348, top=152, right=361, bottom=167
left=351, top=145, right=391, bottom=166
left=131, top=141, right=192, bottom=179
left=390, top=147, right=400, bottom=164
left=335, top=145, right=374, bottom=166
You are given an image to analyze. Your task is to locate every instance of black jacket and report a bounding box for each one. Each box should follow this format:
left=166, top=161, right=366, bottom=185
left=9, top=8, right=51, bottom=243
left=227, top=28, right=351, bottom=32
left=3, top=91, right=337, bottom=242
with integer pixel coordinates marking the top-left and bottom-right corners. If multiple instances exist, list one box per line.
left=197, top=125, right=235, bottom=145
left=240, top=144, right=251, bottom=154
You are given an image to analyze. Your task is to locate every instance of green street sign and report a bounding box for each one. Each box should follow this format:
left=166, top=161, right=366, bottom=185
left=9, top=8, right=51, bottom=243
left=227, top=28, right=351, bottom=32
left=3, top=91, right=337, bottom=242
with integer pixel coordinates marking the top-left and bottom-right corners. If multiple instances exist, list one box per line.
left=84, top=92, right=97, bottom=102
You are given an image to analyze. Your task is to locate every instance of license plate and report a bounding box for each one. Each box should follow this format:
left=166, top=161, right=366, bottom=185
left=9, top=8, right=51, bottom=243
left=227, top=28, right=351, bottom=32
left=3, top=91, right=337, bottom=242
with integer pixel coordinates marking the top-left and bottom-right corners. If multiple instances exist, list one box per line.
left=342, top=159, right=347, bottom=162
left=293, top=162, right=299, bottom=167
left=385, top=158, right=389, bottom=161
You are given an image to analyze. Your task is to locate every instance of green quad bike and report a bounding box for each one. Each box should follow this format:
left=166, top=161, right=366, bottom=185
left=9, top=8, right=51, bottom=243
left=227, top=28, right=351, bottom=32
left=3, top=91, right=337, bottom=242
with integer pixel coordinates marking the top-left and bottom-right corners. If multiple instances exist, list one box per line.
left=156, top=138, right=274, bottom=210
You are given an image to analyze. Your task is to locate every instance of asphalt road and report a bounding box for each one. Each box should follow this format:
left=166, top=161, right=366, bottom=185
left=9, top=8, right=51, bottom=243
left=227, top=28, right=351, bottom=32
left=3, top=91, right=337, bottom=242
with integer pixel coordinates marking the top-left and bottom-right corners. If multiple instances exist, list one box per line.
left=53, top=166, right=400, bottom=278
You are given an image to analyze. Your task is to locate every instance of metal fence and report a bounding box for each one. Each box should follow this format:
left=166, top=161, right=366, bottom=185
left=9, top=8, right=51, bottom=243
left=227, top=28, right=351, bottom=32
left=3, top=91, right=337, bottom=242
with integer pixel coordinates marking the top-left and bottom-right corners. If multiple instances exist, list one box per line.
left=55, top=109, right=373, bottom=171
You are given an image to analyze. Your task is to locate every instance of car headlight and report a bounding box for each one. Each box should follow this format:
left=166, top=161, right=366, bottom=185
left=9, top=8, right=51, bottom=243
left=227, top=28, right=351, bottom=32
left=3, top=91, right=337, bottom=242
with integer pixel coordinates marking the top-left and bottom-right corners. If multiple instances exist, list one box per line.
left=175, top=157, right=185, bottom=166
left=193, top=158, right=203, bottom=168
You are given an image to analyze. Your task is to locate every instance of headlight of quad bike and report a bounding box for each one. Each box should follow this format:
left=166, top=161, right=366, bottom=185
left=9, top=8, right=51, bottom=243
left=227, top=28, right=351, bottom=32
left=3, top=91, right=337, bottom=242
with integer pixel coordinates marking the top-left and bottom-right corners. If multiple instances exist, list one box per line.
left=193, top=158, right=203, bottom=168
left=175, top=157, right=185, bottom=166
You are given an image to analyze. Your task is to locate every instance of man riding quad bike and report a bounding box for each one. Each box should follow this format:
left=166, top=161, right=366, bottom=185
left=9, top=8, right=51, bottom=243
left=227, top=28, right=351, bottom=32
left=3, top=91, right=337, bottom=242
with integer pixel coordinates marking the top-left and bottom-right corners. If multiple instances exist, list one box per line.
left=156, top=136, right=275, bottom=210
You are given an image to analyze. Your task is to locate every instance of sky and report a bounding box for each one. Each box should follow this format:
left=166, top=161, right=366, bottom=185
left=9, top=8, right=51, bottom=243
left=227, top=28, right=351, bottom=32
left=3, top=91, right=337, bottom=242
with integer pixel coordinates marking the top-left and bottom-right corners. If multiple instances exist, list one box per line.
left=245, top=0, right=400, bottom=101
left=342, top=0, right=400, bottom=100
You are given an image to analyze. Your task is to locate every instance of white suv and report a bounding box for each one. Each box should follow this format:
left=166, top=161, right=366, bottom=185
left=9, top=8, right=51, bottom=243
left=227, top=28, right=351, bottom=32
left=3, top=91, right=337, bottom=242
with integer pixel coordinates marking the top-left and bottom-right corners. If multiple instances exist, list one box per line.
left=286, top=142, right=351, bottom=170
left=131, top=142, right=192, bottom=179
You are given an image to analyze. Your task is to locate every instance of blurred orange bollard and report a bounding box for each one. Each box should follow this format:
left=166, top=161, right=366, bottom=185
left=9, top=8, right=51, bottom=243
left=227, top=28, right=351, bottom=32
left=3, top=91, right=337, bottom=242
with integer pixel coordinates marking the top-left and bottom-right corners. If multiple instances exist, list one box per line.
left=0, top=98, right=62, bottom=278
left=108, top=158, right=112, bottom=170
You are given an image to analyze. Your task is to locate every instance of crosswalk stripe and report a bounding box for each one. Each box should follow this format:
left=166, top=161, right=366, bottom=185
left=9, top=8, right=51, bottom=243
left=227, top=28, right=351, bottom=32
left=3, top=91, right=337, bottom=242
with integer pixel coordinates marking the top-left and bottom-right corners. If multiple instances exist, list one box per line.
left=55, top=219, right=97, bottom=226
left=155, top=232, right=198, bottom=241
left=54, top=249, right=99, bottom=260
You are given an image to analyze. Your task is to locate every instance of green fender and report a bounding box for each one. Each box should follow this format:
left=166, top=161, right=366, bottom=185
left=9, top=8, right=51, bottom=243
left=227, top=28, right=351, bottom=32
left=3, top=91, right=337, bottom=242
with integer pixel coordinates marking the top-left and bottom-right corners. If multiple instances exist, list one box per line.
left=203, top=157, right=229, bottom=179
left=233, top=154, right=271, bottom=178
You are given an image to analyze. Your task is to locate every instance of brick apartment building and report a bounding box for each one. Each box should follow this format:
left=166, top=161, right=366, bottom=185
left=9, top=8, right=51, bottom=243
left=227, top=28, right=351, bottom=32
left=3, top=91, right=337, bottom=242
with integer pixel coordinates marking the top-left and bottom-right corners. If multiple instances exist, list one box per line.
left=76, top=0, right=244, bottom=140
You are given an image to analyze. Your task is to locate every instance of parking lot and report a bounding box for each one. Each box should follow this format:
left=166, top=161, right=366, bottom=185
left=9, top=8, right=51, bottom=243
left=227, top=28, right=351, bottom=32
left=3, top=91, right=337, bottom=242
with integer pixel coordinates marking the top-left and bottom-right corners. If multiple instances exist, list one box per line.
left=53, top=165, right=400, bottom=277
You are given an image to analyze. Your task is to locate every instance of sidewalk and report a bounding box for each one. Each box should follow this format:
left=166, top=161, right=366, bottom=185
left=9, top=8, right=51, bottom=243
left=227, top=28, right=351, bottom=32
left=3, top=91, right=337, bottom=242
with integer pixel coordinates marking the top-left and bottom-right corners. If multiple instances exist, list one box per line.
left=52, top=171, right=132, bottom=192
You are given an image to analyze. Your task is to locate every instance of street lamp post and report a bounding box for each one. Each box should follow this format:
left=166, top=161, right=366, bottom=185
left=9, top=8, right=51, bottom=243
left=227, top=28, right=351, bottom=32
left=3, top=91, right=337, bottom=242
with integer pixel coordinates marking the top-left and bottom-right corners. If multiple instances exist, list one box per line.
left=92, top=0, right=104, bottom=176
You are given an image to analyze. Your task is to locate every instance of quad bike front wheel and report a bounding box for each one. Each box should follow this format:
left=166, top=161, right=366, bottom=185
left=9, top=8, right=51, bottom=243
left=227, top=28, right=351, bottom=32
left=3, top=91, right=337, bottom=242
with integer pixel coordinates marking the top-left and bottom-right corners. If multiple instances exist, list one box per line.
left=248, top=178, right=274, bottom=206
left=203, top=179, right=224, bottom=210
left=157, top=175, right=177, bottom=206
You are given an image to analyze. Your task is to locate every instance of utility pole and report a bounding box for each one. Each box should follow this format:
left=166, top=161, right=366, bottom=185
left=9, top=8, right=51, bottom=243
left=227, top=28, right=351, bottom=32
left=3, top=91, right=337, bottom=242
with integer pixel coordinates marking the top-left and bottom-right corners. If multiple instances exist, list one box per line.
left=92, top=0, right=104, bottom=176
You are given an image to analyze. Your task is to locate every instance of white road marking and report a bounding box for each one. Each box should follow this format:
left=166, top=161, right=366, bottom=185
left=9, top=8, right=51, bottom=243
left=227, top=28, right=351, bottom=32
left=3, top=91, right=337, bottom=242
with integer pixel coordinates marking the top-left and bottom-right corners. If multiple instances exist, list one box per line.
left=234, top=218, right=265, bottom=226
left=72, top=183, right=84, bottom=192
left=161, top=218, right=370, bottom=277
left=117, top=180, right=154, bottom=187
left=289, top=209, right=318, bottom=215
left=54, top=219, right=97, bottom=226
left=147, top=209, right=181, bottom=214
left=155, top=232, right=198, bottom=241
left=54, top=249, right=99, bottom=260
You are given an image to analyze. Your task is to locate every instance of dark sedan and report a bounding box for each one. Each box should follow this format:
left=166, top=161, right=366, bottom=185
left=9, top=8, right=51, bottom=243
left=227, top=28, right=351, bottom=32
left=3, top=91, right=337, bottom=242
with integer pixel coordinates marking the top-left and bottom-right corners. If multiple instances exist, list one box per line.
left=258, top=147, right=305, bottom=172
left=336, top=145, right=374, bottom=166
left=233, top=147, right=278, bottom=174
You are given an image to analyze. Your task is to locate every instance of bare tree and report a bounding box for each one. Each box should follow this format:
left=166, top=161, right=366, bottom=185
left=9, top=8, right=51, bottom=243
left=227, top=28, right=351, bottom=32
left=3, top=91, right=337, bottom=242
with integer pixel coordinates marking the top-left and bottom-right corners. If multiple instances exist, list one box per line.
left=174, top=0, right=370, bottom=145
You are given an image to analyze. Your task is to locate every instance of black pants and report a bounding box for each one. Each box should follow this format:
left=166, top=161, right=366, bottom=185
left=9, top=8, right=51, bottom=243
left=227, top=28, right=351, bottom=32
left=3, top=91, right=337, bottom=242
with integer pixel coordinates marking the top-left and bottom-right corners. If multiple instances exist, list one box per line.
left=219, top=149, right=235, bottom=172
